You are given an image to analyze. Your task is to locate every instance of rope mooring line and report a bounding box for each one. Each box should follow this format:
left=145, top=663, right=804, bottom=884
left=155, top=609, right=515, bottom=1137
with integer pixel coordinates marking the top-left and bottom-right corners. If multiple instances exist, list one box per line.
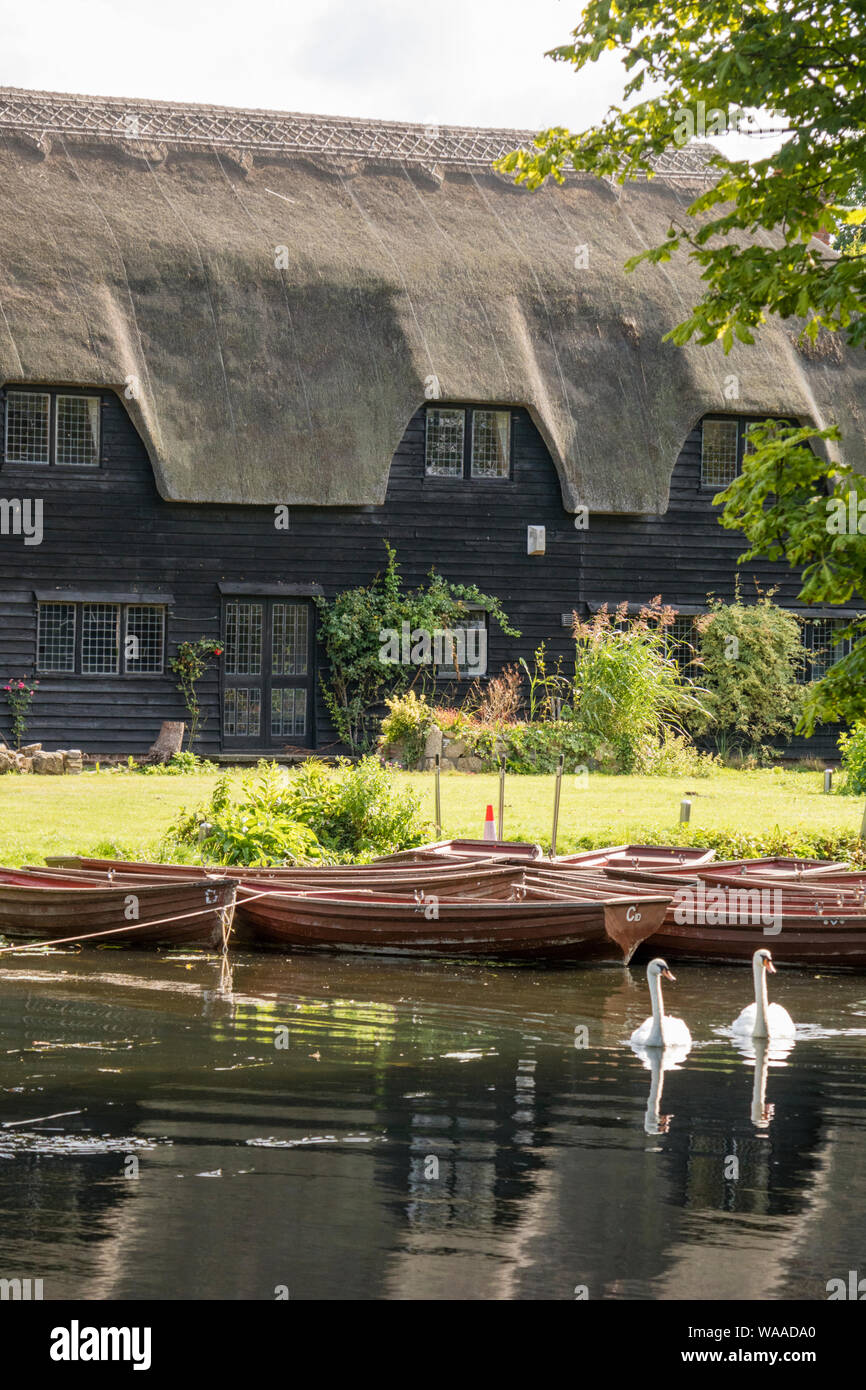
left=0, top=888, right=277, bottom=955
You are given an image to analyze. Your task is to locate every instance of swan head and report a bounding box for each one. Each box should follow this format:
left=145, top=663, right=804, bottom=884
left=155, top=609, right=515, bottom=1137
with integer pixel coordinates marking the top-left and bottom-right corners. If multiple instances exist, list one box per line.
left=753, top=948, right=776, bottom=974
left=648, top=957, right=676, bottom=982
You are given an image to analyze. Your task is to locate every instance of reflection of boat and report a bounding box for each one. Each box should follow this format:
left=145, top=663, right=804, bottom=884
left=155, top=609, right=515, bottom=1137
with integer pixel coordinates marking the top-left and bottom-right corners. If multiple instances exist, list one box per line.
left=234, top=880, right=671, bottom=963
left=0, top=867, right=235, bottom=948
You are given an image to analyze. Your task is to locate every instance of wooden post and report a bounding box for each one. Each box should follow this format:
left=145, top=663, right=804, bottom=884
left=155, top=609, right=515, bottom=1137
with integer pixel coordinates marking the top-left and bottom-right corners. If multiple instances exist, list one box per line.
left=824, top=768, right=834, bottom=794
left=498, top=756, right=506, bottom=842
left=434, top=753, right=442, bottom=839
left=550, top=754, right=564, bottom=859
left=861, top=799, right=866, bottom=842
left=679, top=799, right=692, bottom=824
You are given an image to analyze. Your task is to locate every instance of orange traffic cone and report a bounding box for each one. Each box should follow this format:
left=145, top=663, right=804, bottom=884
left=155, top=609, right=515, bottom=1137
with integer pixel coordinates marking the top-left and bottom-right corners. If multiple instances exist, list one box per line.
left=483, top=804, right=496, bottom=841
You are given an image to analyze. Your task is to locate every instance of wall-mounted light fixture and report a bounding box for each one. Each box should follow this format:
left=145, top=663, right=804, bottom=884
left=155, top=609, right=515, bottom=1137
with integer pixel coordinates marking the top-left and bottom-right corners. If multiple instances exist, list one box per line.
left=527, top=525, right=546, bottom=556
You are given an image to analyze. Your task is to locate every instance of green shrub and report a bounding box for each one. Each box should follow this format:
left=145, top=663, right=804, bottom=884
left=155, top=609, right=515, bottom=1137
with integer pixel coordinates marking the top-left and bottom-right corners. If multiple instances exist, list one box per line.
left=635, top=731, right=721, bottom=777
left=556, top=822, right=866, bottom=867
left=569, top=600, right=706, bottom=771
left=379, top=690, right=434, bottom=765
left=688, top=595, right=804, bottom=752
left=168, top=757, right=430, bottom=864
left=837, top=722, right=866, bottom=795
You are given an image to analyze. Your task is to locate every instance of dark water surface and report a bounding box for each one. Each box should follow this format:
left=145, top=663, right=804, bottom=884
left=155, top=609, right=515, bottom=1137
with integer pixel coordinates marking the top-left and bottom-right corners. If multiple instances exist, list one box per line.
left=1, top=948, right=865, bottom=1301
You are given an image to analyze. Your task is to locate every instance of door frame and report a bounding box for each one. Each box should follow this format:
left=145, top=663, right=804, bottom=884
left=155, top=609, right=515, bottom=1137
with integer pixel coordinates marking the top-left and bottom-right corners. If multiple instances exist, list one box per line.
left=220, top=595, right=316, bottom=751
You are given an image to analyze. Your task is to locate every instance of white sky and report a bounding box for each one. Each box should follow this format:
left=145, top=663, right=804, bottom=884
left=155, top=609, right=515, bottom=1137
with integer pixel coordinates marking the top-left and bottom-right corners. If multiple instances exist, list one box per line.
left=1, top=0, right=779, bottom=159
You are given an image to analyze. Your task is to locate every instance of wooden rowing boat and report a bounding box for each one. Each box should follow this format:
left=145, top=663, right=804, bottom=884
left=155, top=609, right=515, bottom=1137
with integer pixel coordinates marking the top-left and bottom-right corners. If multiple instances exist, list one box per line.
left=37, top=858, right=529, bottom=898
left=555, top=844, right=717, bottom=871
left=371, top=839, right=546, bottom=865
left=233, top=877, right=671, bottom=963
left=601, top=865, right=866, bottom=967
left=0, top=868, right=236, bottom=948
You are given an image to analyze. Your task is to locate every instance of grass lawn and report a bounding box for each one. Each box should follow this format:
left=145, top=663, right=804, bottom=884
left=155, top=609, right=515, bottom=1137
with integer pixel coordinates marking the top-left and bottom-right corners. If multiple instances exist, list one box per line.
left=0, top=764, right=863, bottom=865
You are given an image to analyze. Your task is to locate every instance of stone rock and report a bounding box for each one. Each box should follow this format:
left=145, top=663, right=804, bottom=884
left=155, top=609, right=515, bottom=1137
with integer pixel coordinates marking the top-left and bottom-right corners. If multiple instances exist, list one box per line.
left=0, top=750, right=16, bottom=774
left=457, top=755, right=483, bottom=773
left=423, top=726, right=443, bottom=759
left=444, top=738, right=465, bottom=759
left=18, top=756, right=33, bottom=773
left=21, top=743, right=42, bottom=756
left=32, top=750, right=65, bottom=774
left=421, top=757, right=437, bottom=772
left=63, top=750, right=84, bottom=774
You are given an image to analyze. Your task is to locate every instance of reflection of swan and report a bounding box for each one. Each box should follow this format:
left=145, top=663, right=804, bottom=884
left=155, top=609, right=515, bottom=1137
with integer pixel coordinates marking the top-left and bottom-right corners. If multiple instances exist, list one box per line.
left=630, top=958, right=692, bottom=1048
left=730, top=1034, right=795, bottom=1128
left=731, top=949, right=795, bottom=1040
left=630, top=1038, right=692, bottom=1134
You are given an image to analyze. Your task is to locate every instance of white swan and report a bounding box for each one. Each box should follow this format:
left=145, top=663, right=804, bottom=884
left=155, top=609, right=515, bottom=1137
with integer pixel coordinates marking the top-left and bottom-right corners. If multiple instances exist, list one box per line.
left=630, top=958, right=692, bottom=1049
left=731, top=949, right=796, bottom=1040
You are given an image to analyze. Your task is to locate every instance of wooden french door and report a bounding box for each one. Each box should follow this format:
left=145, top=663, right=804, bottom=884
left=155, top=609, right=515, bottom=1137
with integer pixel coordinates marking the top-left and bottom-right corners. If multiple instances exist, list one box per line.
left=221, top=598, right=314, bottom=749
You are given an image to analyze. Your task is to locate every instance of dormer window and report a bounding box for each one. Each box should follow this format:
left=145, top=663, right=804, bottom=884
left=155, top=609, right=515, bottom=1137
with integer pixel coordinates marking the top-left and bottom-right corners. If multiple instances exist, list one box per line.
left=425, top=407, right=511, bottom=480
left=3, top=388, right=101, bottom=467
left=700, top=419, right=740, bottom=488
left=700, top=416, right=789, bottom=490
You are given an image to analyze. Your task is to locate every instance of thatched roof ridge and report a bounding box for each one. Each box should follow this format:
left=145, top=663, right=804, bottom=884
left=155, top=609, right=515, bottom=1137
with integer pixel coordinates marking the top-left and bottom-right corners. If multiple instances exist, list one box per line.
left=0, top=86, right=716, bottom=178
left=0, top=86, right=863, bottom=512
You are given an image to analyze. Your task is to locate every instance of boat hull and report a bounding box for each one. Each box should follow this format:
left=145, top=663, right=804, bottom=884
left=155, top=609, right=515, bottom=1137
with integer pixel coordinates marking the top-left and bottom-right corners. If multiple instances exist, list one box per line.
left=234, top=886, right=668, bottom=962
left=0, top=870, right=236, bottom=948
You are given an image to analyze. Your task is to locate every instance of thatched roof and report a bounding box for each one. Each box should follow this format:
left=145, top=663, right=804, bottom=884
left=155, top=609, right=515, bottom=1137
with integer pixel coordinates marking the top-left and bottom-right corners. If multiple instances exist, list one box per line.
left=0, top=86, right=863, bottom=512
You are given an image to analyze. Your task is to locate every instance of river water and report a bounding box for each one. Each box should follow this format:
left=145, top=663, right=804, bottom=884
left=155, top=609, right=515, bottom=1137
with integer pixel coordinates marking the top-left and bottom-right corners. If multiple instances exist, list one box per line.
left=1, top=949, right=864, bottom=1301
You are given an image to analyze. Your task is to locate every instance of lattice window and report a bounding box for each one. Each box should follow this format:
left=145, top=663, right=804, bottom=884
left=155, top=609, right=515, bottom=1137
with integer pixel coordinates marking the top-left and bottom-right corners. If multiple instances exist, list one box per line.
left=5, top=391, right=50, bottom=464
left=37, top=602, right=76, bottom=673
left=223, top=687, right=261, bottom=738
left=471, top=410, right=510, bottom=478
left=425, top=409, right=465, bottom=477
left=437, top=609, right=488, bottom=679
left=224, top=602, right=263, bottom=675
left=271, top=687, right=307, bottom=738
left=56, top=395, right=100, bottom=466
left=701, top=419, right=740, bottom=488
left=665, top=616, right=697, bottom=671
left=272, top=603, right=308, bottom=676
left=125, top=606, right=165, bottom=674
left=81, top=603, right=120, bottom=675
left=800, top=618, right=853, bottom=683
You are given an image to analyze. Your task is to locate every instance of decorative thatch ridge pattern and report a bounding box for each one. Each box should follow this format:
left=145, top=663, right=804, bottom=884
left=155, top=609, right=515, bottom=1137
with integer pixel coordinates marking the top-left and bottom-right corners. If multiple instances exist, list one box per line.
left=0, top=87, right=863, bottom=511
left=0, top=86, right=715, bottom=177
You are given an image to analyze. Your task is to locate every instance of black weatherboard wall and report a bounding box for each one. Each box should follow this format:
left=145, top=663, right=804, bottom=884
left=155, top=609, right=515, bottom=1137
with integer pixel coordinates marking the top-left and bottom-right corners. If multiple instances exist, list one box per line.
left=0, top=387, right=835, bottom=756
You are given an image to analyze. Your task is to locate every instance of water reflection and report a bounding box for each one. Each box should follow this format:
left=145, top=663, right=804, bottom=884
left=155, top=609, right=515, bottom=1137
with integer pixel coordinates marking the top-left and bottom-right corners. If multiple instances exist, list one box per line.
left=0, top=951, right=863, bottom=1300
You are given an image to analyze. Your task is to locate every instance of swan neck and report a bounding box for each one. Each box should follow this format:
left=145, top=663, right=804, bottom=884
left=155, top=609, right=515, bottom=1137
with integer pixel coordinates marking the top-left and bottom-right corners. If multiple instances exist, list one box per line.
left=649, top=971, right=665, bottom=1045
left=753, top=959, right=770, bottom=1037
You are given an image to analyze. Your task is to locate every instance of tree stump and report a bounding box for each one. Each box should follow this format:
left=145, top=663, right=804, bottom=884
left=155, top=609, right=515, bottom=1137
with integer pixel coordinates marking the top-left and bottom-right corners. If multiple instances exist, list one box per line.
left=146, top=721, right=186, bottom=763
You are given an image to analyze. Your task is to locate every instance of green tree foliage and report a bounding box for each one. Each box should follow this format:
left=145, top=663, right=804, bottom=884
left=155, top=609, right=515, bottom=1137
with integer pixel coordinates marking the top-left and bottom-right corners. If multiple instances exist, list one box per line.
left=715, top=422, right=866, bottom=730
left=837, top=722, right=866, bottom=795
left=687, top=595, right=804, bottom=751
left=497, top=2, right=866, bottom=729
left=316, top=543, right=519, bottom=752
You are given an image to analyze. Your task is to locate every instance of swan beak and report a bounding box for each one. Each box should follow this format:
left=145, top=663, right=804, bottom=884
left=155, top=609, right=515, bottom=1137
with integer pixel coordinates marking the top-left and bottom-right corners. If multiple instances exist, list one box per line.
left=764, top=958, right=776, bottom=974
left=662, top=968, right=676, bottom=981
